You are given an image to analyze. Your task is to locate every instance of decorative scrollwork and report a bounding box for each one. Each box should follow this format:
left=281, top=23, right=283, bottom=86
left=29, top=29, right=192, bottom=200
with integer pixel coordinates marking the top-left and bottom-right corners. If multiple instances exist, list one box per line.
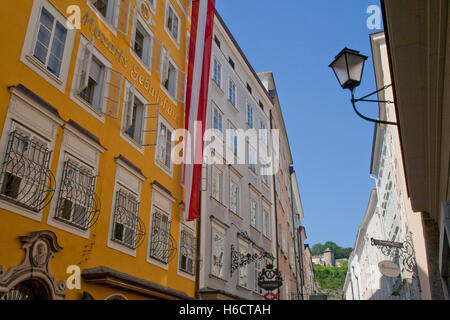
left=111, top=190, right=146, bottom=250
left=258, top=264, right=283, bottom=292
left=230, top=243, right=274, bottom=275
left=54, top=160, right=101, bottom=231
left=149, top=226, right=177, bottom=264
left=0, top=130, right=55, bottom=212
left=371, top=233, right=418, bottom=274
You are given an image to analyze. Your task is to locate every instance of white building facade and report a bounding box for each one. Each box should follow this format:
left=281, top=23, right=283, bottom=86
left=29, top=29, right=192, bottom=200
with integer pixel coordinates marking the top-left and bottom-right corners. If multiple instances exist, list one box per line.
left=345, top=32, right=429, bottom=300
left=197, top=11, right=277, bottom=300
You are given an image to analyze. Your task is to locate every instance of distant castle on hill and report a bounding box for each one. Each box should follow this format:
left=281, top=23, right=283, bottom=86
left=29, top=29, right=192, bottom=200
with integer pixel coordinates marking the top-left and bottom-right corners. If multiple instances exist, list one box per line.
left=312, top=248, right=336, bottom=267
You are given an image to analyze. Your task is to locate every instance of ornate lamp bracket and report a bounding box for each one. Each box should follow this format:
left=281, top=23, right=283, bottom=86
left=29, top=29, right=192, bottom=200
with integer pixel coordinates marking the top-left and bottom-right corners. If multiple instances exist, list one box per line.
left=371, top=233, right=418, bottom=276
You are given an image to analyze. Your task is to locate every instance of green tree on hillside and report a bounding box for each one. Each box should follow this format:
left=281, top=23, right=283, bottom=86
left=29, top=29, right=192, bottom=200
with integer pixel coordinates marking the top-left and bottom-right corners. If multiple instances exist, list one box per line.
left=311, top=242, right=352, bottom=259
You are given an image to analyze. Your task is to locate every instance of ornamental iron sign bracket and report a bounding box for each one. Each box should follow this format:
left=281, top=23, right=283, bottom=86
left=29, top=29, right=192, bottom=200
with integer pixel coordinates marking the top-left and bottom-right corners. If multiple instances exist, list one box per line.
left=230, top=232, right=275, bottom=276
left=370, top=233, right=418, bottom=276
left=257, top=264, right=283, bottom=293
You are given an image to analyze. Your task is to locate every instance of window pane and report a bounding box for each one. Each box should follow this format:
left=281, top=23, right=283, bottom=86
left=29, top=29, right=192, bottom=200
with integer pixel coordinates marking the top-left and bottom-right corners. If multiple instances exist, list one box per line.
left=40, top=7, right=54, bottom=30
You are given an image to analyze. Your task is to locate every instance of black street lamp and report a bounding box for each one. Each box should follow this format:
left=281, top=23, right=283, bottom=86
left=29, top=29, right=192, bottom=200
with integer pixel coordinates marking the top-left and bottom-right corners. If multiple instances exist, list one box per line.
left=329, top=47, right=398, bottom=126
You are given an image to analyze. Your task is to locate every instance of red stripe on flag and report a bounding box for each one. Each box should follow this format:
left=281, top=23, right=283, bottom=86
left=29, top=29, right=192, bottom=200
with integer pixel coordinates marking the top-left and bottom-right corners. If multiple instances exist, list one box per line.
left=187, top=0, right=216, bottom=221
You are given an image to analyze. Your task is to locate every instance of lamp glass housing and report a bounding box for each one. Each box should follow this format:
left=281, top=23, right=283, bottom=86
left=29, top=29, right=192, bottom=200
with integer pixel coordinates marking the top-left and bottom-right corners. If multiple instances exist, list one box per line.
left=329, top=48, right=368, bottom=91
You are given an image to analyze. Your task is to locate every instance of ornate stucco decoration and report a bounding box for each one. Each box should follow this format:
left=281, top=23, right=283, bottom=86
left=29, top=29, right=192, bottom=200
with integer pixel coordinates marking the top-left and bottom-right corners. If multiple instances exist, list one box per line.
left=0, top=230, right=66, bottom=300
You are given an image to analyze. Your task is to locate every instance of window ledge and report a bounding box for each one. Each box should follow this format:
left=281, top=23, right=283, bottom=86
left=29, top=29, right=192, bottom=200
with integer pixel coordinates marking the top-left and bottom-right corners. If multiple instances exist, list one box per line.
left=25, top=55, right=63, bottom=85
left=164, top=26, right=180, bottom=51
left=130, top=49, right=152, bottom=76
left=250, top=225, right=262, bottom=235
left=236, top=285, right=251, bottom=292
left=159, top=83, right=178, bottom=105
left=229, top=210, right=243, bottom=221
left=210, top=196, right=227, bottom=210
left=211, top=79, right=224, bottom=95
left=120, top=130, right=145, bottom=154
left=71, top=93, right=106, bottom=123
left=209, top=273, right=227, bottom=283
left=86, top=1, right=118, bottom=36
left=227, top=99, right=239, bottom=112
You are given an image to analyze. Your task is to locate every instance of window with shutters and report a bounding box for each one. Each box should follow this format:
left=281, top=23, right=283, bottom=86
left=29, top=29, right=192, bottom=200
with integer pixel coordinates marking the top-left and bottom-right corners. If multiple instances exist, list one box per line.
left=72, top=36, right=123, bottom=120
left=79, top=56, right=105, bottom=112
left=0, top=125, right=52, bottom=212
left=179, top=229, right=195, bottom=274
left=89, top=0, right=118, bottom=27
left=156, top=120, right=173, bottom=174
left=131, top=14, right=153, bottom=68
left=160, top=48, right=186, bottom=102
left=165, top=1, right=180, bottom=43
left=123, top=88, right=145, bottom=145
left=161, top=50, right=177, bottom=97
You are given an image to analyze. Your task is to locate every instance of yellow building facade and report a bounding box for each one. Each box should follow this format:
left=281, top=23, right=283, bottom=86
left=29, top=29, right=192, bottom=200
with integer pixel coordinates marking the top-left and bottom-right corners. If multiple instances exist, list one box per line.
left=0, top=0, right=195, bottom=300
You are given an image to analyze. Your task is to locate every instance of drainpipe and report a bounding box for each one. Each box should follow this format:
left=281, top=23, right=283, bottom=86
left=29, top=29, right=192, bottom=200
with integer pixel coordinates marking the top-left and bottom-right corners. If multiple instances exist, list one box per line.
left=297, top=226, right=305, bottom=300
left=289, top=166, right=301, bottom=300
left=270, top=109, right=280, bottom=300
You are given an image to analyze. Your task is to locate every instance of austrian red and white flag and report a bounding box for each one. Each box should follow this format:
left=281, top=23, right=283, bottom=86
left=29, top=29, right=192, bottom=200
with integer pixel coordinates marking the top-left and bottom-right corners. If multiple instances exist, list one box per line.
left=184, top=0, right=216, bottom=221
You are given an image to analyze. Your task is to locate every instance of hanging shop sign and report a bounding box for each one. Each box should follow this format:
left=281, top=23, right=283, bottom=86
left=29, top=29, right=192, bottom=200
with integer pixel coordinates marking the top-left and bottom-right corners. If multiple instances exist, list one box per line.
left=378, top=260, right=401, bottom=278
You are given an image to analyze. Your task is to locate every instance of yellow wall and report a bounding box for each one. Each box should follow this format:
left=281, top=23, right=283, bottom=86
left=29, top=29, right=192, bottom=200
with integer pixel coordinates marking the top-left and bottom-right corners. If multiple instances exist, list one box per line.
left=0, top=0, right=194, bottom=300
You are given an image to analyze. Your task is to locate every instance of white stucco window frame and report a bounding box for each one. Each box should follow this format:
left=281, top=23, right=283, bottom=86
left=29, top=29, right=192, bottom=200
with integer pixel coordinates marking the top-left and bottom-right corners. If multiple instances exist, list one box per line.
left=86, top=0, right=121, bottom=36
left=177, top=224, right=196, bottom=281
left=129, top=6, right=155, bottom=74
left=106, top=158, right=146, bottom=257
left=164, top=0, right=181, bottom=50
left=210, top=218, right=228, bottom=280
left=120, top=80, right=148, bottom=154
left=70, top=35, right=114, bottom=123
left=20, top=0, right=76, bottom=94
left=46, top=122, right=105, bottom=238
left=146, top=184, right=175, bottom=270
left=0, top=87, right=63, bottom=222
left=154, top=115, right=174, bottom=177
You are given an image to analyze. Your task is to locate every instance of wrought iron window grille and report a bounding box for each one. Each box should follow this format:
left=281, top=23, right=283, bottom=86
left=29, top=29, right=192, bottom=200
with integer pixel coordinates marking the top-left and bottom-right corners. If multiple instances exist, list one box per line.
left=111, top=190, right=145, bottom=250
left=179, top=230, right=195, bottom=274
left=0, top=130, right=55, bottom=212
left=149, top=212, right=177, bottom=264
left=54, top=160, right=100, bottom=230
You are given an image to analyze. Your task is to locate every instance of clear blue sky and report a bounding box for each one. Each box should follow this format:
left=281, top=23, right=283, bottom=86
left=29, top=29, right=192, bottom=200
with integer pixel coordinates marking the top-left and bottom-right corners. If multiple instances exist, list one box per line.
left=215, top=0, right=383, bottom=248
